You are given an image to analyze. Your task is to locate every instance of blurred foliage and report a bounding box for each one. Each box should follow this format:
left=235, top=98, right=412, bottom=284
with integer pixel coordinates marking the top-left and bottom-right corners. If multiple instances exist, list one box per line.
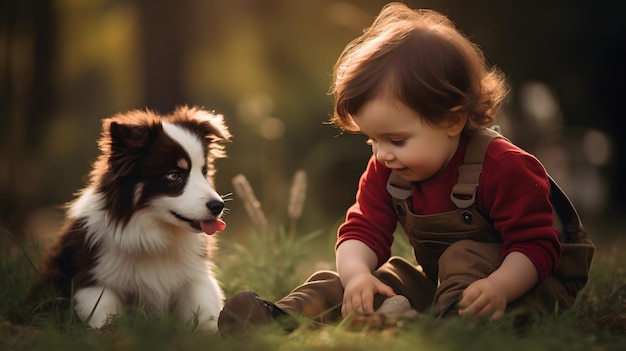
left=1, top=0, right=625, bottom=241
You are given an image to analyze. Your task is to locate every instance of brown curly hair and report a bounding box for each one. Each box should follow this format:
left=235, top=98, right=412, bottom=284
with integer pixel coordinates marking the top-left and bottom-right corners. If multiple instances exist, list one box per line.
left=329, top=2, right=509, bottom=132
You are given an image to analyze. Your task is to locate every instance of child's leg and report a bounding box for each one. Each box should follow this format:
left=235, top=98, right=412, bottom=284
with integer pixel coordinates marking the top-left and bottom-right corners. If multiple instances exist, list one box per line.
left=276, top=257, right=436, bottom=319
left=372, top=256, right=436, bottom=312
left=435, top=240, right=501, bottom=316
left=435, top=240, right=573, bottom=318
left=219, top=257, right=437, bottom=335
left=219, top=271, right=344, bottom=336
left=508, top=276, right=575, bottom=314
left=274, top=270, right=344, bottom=322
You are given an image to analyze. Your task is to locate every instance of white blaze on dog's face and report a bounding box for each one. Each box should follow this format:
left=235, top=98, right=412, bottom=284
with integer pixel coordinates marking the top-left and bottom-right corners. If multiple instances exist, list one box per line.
left=155, top=122, right=226, bottom=235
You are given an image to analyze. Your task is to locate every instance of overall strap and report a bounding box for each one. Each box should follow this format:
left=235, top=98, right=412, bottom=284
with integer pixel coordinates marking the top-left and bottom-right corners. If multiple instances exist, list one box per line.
left=387, top=171, right=413, bottom=200
left=450, top=127, right=505, bottom=208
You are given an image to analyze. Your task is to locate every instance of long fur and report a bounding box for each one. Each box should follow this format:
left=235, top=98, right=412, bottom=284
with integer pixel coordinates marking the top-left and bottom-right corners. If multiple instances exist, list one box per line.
left=30, top=106, right=231, bottom=332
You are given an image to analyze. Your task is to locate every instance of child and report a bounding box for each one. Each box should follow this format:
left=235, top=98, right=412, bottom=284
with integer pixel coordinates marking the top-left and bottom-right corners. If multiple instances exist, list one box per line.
left=218, top=2, right=594, bottom=335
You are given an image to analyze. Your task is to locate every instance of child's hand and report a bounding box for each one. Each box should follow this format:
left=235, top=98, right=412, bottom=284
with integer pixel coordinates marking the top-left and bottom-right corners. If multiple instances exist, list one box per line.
left=341, top=272, right=396, bottom=317
left=457, top=277, right=507, bottom=320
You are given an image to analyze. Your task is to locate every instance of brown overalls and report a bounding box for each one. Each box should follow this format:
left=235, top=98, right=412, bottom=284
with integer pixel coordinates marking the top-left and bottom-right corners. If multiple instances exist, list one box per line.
left=274, top=128, right=595, bottom=322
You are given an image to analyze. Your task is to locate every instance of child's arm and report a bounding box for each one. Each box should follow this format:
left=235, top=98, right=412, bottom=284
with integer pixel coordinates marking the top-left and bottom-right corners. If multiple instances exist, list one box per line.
left=336, top=239, right=396, bottom=317
left=458, top=251, right=538, bottom=320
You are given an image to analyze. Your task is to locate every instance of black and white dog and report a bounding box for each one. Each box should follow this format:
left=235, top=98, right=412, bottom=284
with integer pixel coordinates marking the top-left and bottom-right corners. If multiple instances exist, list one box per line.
left=31, top=106, right=231, bottom=332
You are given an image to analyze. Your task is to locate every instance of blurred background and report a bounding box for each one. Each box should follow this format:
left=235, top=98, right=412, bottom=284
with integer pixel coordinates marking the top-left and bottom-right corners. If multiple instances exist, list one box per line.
left=1, top=0, right=624, bottom=243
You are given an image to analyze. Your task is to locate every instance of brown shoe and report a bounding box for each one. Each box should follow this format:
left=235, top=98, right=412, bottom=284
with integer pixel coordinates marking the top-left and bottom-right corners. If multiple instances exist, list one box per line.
left=218, top=290, right=292, bottom=336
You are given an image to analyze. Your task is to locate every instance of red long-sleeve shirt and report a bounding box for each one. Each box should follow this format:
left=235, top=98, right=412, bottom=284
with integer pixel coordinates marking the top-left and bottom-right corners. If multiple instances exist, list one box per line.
left=336, top=135, right=561, bottom=282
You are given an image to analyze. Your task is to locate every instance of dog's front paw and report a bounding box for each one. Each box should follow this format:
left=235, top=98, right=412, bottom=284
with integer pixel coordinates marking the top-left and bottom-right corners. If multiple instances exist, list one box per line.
left=74, top=286, right=122, bottom=328
left=178, top=278, right=224, bottom=333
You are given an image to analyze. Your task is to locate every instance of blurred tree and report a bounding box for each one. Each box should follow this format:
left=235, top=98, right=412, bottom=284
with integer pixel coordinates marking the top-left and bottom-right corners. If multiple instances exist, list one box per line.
left=1, top=0, right=57, bottom=234
left=136, top=0, right=188, bottom=113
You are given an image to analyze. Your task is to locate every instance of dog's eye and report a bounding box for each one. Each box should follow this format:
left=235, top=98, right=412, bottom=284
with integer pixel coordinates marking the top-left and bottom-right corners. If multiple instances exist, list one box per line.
left=165, top=171, right=182, bottom=182
left=201, top=165, right=208, bottom=177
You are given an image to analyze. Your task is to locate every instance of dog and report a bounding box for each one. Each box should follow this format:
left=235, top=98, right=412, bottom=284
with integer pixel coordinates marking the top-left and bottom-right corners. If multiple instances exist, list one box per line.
left=30, top=106, right=231, bottom=332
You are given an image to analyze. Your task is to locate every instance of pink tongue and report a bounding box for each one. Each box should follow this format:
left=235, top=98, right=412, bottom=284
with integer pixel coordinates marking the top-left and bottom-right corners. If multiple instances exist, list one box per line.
left=199, top=219, right=226, bottom=235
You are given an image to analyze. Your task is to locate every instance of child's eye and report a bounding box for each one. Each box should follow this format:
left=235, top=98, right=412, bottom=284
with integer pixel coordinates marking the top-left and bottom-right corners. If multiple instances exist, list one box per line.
left=391, top=139, right=406, bottom=146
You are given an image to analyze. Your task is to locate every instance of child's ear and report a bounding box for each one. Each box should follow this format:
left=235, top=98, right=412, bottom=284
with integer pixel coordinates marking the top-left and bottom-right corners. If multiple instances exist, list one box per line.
left=445, top=110, right=467, bottom=137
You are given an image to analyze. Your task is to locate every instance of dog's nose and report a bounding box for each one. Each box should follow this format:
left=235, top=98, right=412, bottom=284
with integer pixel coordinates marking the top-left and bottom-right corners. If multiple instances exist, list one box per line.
left=207, top=200, right=224, bottom=216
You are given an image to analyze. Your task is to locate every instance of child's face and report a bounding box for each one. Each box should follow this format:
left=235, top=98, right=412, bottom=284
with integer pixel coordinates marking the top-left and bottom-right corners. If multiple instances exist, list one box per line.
left=353, top=97, right=462, bottom=182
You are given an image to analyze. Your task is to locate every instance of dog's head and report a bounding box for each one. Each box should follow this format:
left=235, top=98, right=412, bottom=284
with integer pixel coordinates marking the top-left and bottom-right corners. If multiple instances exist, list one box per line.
left=91, top=106, right=231, bottom=234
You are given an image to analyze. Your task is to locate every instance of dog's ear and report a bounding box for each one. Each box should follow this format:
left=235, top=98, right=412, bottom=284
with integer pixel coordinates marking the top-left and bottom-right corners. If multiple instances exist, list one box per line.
left=200, top=112, right=231, bottom=143
left=181, top=107, right=232, bottom=143
left=108, top=121, right=153, bottom=151
left=170, top=106, right=231, bottom=143
left=101, top=112, right=156, bottom=177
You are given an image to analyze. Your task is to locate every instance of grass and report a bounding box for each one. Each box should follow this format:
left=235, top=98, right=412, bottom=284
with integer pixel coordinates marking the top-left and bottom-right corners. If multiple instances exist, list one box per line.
left=1, top=220, right=625, bottom=351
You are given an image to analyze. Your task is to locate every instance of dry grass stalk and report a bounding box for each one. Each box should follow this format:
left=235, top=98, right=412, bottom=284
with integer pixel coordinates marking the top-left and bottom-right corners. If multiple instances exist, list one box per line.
left=288, top=169, right=307, bottom=238
left=232, top=174, right=268, bottom=232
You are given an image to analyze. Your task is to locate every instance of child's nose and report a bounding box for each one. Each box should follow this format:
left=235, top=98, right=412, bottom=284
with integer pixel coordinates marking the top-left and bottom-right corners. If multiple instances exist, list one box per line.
left=375, top=146, right=394, bottom=162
